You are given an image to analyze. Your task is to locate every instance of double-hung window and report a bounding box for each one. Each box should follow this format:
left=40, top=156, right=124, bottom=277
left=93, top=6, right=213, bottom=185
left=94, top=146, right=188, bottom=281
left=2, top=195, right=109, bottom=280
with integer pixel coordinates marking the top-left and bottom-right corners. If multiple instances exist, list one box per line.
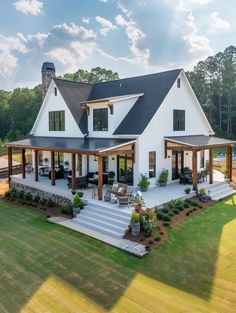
left=173, top=109, right=185, bottom=131
left=93, top=108, right=108, bottom=131
left=49, top=111, right=65, bottom=131
left=149, top=151, right=156, bottom=178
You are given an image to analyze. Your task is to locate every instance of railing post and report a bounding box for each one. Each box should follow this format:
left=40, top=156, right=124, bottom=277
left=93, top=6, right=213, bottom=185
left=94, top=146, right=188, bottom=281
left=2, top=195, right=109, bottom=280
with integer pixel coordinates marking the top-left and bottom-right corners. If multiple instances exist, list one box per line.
left=22, top=149, right=26, bottom=179
left=8, top=147, right=12, bottom=183
left=98, top=155, right=103, bottom=200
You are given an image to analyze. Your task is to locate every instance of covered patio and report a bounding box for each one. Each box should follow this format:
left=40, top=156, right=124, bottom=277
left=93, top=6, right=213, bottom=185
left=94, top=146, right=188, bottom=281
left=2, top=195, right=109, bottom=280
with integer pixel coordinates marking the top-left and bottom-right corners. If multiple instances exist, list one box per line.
left=165, top=135, right=236, bottom=190
left=5, top=136, right=136, bottom=201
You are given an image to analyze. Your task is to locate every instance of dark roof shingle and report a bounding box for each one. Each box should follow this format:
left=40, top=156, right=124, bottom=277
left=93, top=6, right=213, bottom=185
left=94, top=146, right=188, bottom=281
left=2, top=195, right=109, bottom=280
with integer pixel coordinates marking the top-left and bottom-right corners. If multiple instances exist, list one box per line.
left=54, top=69, right=182, bottom=135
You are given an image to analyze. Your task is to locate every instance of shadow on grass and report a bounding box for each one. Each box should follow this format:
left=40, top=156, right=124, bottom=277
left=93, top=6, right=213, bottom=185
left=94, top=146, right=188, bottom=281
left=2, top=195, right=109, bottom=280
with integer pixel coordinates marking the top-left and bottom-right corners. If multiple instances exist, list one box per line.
left=0, top=196, right=236, bottom=312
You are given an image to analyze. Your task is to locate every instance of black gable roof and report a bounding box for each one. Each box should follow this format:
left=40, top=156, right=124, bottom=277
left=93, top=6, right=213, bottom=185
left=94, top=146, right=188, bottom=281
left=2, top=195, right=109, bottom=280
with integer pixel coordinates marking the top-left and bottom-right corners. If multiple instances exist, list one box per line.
left=54, top=69, right=182, bottom=135
left=54, top=79, right=93, bottom=134
left=91, top=69, right=182, bottom=134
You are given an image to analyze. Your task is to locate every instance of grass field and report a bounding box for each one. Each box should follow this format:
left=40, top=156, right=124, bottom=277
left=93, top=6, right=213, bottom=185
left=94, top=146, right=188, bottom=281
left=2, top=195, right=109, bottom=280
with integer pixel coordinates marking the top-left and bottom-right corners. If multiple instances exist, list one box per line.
left=0, top=196, right=236, bottom=313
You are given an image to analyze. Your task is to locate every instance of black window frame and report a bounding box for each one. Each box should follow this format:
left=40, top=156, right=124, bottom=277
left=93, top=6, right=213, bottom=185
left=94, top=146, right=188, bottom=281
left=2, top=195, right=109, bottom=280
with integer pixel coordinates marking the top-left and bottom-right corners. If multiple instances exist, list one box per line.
left=173, top=109, right=185, bottom=131
left=54, top=87, right=57, bottom=96
left=149, top=151, right=156, bottom=178
left=93, top=108, right=108, bottom=131
left=177, top=78, right=180, bottom=88
left=49, top=110, right=65, bottom=131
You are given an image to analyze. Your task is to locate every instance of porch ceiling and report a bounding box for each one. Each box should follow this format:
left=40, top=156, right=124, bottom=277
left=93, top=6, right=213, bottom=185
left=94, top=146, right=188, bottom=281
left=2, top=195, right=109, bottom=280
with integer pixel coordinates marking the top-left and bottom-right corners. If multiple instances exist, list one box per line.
left=5, top=136, right=135, bottom=155
left=165, top=135, right=236, bottom=150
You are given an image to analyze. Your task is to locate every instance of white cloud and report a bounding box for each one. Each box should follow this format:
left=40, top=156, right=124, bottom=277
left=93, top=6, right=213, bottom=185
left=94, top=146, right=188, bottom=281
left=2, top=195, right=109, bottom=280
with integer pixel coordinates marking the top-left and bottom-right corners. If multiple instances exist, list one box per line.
left=189, top=0, right=213, bottom=4
left=95, top=16, right=117, bottom=36
left=13, top=0, right=43, bottom=16
left=82, top=17, right=90, bottom=25
left=210, top=12, right=231, bottom=32
left=0, top=33, right=29, bottom=77
left=115, top=14, right=149, bottom=62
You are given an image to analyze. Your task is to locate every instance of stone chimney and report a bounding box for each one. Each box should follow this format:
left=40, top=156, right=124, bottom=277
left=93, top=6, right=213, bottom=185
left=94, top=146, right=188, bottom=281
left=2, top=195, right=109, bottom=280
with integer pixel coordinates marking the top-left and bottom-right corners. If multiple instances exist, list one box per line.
left=41, top=62, right=56, bottom=100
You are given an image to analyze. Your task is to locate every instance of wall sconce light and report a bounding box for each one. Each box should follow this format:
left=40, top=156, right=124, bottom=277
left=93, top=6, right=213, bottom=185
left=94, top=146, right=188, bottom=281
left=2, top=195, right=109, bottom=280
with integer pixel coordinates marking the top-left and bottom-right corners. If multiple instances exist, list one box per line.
left=112, top=157, right=115, bottom=160
left=168, top=155, right=171, bottom=158
left=94, top=155, right=97, bottom=161
left=186, top=153, right=189, bottom=156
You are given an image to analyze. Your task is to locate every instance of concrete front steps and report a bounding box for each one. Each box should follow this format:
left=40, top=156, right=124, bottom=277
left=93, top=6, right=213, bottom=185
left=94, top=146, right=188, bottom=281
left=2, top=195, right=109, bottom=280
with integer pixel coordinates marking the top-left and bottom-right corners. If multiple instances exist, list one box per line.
left=206, top=181, right=236, bottom=201
left=72, top=203, right=131, bottom=239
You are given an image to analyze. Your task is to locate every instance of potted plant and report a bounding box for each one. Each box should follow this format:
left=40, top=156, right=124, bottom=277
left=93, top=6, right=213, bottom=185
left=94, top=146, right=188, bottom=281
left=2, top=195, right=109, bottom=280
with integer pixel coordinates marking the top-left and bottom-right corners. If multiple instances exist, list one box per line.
left=108, top=171, right=115, bottom=185
left=64, top=160, right=69, bottom=168
left=158, top=169, right=169, bottom=187
left=131, top=211, right=141, bottom=236
left=184, top=187, right=191, bottom=194
left=71, top=189, right=77, bottom=196
left=199, top=188, right=206, bottom=196
left=72, top=194, right=82, bottom=217
left=138, top=173, right=150, bottom=192
left=133, top=195, right=144, bottom=212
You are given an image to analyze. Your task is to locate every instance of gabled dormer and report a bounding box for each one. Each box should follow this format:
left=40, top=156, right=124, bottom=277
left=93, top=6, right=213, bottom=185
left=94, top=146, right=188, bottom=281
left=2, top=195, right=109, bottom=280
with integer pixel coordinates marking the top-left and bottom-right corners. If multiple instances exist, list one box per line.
left=81, top=94, right=143, bottom=137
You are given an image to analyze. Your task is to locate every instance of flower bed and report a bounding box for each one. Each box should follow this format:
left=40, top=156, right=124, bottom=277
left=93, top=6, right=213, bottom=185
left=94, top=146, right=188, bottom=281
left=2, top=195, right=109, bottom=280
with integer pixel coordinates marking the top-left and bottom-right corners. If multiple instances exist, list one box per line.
left=3, top=185, right=73, bottom=219
left=125, top=197, right=215, bottom=250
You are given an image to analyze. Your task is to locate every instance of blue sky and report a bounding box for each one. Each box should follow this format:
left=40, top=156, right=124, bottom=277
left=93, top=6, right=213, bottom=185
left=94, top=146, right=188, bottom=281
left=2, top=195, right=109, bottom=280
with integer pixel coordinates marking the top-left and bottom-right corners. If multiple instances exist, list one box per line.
left=0, top=0, right=235, bottom=90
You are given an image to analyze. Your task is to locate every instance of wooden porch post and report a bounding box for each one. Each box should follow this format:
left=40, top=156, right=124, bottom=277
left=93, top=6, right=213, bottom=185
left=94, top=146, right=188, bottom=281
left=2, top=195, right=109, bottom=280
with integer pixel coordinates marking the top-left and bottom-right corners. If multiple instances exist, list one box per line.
left=8, top=147, right=12, bottom=182
left=98, top=155, right=103, bottom=200
left=226, top=145, right=232, bottom=181
left=209, top=148, right=213, bottom=184
left=192, top=150, right=198, bottom=191
left=34, top=149, right=39, bottom=182
left=71, top=153, right=76, bottom=190
left=51, top=151, right=55, bottom=186
left=22, top=149, right=26, bottom=179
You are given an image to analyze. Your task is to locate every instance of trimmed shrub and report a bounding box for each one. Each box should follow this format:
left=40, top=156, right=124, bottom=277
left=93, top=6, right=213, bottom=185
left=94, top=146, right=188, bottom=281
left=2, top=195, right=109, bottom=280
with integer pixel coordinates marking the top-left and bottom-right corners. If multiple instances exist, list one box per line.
left=162, top=215, right=171, bottom=222
left=193, top=208, right=197, bottom=211
left=163, top=222, right=170, bottom=227
left=168, top=212, right=175, bottom=217
left=140, top=236, right=146, bottom=241
left=176, top=204, right=184, bottom=211
left=40, top=197, right=47, bottom=205
left=173, top=209, right=180, bottom=215
left=148, top=239, right=154, bottom=245
left=186, top=212, right=190, bottom=216
left=175, top=199, right=184, bottom=206
left=199, top=205, right=203, bottom=209
left=156, top=212, right=164, bottom=220
left=154, top=236, right=161, bottom=241
left=5, top=190, right=11, bottom=198
left=185, top=198, right=193, bottom=204
left=47, top=197, right=54, bottom=208
left=161, top=208, right=170, bottom=214
left=191, top=200, right=200, bottom=206
left=33, top=194, right=40, bottom=203
left=159, top=231, right=164, bottom=235
left=25, top=191, right=33, bottom=202
left=183, top=202, right=190, bottom=209
left=10, top=186, right=17, bottom=197
left=164, top=200, right=175, bottom=209
left=61, top=202, right=73, bottom=215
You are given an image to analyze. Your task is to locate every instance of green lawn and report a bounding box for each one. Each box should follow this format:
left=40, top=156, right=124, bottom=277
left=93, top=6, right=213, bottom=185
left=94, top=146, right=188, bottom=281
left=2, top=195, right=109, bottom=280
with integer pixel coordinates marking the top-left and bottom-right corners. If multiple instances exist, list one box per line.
left=0, top=197, right=236, bottom=313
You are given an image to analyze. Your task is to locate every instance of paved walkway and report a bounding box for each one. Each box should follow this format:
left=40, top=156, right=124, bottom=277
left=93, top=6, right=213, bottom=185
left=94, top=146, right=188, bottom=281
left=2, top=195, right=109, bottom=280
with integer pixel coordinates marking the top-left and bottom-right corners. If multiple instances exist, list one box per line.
left=0, top=156, right=20, bottom=169
left=48, top=216, right=147, bottom=257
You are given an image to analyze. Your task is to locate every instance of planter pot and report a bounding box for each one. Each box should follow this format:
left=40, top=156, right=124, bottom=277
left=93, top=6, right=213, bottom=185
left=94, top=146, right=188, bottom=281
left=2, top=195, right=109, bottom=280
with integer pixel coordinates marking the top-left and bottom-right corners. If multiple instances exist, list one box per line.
left=71, top=191, right=76, bottom=195
left=135, top=204, right=142, bottom=212
left=140, top=187, right=148, bottom=192
left=131, top=222, right=140, bottom=236
left=73, top=207, right=80, bottom=218
left=159, top=182, right=167, bottom=187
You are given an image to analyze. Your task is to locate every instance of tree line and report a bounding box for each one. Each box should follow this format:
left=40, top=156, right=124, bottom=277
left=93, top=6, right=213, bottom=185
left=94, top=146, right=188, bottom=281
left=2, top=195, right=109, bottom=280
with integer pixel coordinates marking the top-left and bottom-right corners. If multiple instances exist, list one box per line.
left=0, top=49, right=235, bottom=151
left=186, top=45, right=236, bottom=139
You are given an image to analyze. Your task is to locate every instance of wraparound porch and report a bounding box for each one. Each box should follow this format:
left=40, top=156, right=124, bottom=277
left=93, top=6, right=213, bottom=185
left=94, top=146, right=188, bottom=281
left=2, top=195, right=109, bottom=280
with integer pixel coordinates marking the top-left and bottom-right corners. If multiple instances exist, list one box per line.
left=11, top=170, right=226, bottom=211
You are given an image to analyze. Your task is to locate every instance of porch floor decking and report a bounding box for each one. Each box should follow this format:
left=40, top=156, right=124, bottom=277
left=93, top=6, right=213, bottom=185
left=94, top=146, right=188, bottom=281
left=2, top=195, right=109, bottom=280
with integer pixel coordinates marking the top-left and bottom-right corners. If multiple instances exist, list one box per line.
left=11, top=170, right=225, bottom=212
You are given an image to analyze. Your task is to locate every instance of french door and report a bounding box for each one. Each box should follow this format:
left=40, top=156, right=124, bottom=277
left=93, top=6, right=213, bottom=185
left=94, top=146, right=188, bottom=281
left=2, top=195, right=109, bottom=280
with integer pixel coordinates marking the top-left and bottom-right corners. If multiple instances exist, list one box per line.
left=117, top=154, right=133, bottom=185
left=172, top=151, right=184, bottom=180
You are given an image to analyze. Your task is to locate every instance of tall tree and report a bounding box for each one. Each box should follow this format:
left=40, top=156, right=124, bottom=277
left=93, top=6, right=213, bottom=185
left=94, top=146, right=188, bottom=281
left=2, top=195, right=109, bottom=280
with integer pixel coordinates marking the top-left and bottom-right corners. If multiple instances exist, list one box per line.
left=60, top=67, right=119, bottom=83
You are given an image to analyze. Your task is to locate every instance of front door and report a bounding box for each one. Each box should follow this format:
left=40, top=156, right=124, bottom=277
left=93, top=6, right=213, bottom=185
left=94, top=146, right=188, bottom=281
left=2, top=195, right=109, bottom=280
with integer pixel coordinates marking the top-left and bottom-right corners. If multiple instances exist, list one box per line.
left=117, top=155, right=133, bottom=185
left=172, top=151, right=184, bottom=180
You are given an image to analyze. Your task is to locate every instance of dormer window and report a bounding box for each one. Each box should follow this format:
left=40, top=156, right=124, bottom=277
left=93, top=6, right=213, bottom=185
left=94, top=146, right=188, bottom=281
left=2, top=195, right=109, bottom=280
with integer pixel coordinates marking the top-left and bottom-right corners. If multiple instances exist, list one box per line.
left=54, top=87, right=57, bottom=96
left=93, top=108, right=108, bottom=131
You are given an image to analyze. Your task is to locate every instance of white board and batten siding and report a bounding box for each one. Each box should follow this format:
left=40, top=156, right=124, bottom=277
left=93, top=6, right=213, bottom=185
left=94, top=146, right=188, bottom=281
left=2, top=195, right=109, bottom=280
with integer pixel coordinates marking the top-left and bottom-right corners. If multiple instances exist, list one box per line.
left=137, top=72, right=213, bottom=187
left=87, top=96, right=141, bottom=138
left=31, top=80, right=83, bottom=138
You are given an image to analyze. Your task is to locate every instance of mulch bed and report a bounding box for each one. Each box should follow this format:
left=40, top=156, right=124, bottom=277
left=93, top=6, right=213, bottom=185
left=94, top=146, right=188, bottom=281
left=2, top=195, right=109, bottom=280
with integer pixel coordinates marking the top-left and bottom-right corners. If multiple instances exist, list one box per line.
left=2, top=197, right=71, bottom=219
left=124, top=197, right=216, bottom=250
